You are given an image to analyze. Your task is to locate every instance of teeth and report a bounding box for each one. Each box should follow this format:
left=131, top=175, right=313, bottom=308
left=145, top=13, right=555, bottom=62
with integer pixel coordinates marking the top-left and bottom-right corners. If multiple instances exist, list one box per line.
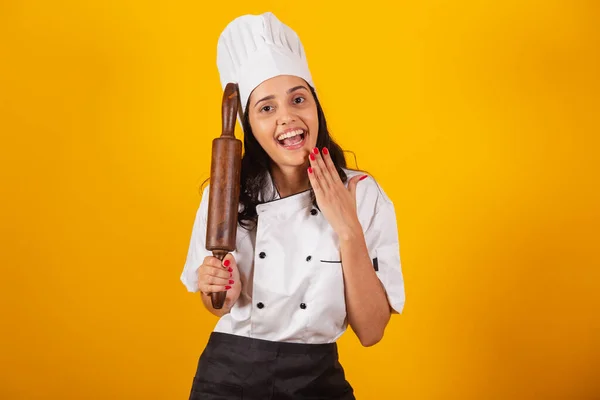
left=277, top=129, right=304, bottom=141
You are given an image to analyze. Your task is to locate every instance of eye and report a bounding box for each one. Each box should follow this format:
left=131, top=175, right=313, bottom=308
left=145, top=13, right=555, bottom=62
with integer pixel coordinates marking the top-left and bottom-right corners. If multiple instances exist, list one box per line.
left=294, top=96, right=305, bottom=104
left=260, top=105, right=273, bottom=113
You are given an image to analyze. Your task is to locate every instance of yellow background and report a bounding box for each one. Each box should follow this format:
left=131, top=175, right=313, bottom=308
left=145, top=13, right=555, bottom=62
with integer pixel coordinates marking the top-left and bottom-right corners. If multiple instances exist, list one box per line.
left=1, top=1, right=599, bottom=399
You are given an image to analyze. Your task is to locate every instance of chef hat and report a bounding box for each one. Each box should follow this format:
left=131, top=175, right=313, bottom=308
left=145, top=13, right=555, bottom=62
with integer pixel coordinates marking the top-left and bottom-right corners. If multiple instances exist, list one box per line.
left=216, top=12, right=315, bottom=116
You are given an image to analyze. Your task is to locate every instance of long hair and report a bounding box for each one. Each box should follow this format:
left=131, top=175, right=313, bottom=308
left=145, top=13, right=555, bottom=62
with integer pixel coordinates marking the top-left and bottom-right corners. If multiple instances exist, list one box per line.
left=201, top=84, right=366, bottom=232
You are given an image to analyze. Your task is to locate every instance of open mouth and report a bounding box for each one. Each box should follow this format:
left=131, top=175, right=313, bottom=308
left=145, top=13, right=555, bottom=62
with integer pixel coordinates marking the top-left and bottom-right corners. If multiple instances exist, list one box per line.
left=275, top=128, right=306, bottom=150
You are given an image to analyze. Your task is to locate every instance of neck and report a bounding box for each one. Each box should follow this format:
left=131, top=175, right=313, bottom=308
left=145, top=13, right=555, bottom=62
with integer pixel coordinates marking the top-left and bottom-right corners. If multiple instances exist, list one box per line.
left=269, top=163, right=310, bottom=198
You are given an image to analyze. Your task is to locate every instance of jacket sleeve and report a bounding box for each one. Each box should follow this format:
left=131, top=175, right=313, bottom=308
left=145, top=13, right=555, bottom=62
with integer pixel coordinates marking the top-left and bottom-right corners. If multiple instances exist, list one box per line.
left=357, top=177, right=406, bottom=314
left=180, top=185, right=213, bottom=293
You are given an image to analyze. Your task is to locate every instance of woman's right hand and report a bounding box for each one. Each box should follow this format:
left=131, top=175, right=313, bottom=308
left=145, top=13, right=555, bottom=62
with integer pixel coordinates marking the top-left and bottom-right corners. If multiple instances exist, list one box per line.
left=197, top=253, right=241, bottom=309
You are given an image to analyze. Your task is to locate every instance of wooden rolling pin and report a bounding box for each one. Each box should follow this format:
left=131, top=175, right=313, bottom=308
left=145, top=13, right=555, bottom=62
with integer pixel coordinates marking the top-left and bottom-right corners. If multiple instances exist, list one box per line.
left=205, top=82, right=242, bottom=309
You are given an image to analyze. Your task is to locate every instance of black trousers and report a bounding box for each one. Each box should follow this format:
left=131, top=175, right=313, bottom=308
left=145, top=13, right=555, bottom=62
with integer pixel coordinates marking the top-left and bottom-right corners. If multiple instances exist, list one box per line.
left=189, top=332, right=356, bottom=400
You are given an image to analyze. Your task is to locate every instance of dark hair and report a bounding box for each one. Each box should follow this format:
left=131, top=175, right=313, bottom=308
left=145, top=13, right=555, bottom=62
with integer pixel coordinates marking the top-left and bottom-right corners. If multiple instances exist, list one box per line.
left=201, top=84, right=367, bottom=231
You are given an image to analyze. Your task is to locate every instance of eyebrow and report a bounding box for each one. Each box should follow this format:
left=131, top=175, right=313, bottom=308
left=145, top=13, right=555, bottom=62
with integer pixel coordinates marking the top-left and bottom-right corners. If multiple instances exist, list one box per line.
left=253, top=85, right=309, bottom=108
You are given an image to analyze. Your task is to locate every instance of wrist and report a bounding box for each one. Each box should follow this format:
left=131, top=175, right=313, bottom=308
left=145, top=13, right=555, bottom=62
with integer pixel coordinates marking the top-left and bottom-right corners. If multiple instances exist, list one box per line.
left=337, top=220, right=364, bottom=243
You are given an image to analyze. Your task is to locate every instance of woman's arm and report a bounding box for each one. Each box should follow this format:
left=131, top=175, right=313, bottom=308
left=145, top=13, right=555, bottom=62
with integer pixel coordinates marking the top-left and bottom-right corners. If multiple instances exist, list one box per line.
left=338, top=224, right=391, bottom=347
left=306, top=148, right=393, bottom=346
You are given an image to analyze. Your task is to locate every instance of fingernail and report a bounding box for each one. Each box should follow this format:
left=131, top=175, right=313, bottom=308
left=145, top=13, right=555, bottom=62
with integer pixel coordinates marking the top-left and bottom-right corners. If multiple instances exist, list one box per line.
left=229, top=280, right=234, bottom=284
left=224, top=260, right=230, bottom=267
left=359, top=175, right=368, bottom=181
left=228, top=267, right=233, bottom=272
left=313, top=147, right=319, bottom=154
left=225, top=285, right=231, bottom=290
left=230, top=272, right=233, bottom=278
left=323, top=147, right=328, bottom=155
left=310, top=153, right=315, bottom=161
left=308, top=167, right=313, bottom=174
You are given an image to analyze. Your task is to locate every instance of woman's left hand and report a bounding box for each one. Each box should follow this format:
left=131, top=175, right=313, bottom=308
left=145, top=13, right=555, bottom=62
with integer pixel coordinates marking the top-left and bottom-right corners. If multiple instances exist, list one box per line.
left=307, top=147, right=368, bottom=238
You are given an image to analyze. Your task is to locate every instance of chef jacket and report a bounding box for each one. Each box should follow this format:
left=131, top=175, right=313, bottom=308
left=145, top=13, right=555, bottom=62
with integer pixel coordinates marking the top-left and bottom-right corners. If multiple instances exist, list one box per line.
left=180, top=168, right=405, bottom=344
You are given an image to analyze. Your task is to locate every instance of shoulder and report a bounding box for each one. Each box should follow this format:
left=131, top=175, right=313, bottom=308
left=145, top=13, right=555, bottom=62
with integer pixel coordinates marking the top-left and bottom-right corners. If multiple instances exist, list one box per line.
left=201, top=183, right=210, bottom=196
left=342, top=168, right=400, bottom=239
left=194, top=183, right=211, bottom=222
left=198, top=183, right=210, bottom=207
left=342, top=168, right=394, bottom=211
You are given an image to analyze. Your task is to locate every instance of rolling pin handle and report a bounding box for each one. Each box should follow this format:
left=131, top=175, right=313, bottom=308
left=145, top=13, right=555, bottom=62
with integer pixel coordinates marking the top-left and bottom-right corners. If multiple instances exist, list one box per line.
left=210, top=250, right=229, bottom=309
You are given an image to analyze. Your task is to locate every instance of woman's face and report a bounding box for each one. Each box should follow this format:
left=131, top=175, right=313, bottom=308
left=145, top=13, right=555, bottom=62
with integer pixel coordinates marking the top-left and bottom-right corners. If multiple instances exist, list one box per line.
left=247, top=75, right=319, bottom=170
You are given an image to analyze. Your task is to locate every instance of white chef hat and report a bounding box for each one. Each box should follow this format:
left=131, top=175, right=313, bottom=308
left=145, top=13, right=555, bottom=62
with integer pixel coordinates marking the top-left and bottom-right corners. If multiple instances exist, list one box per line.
left=216, top=12, right=315, bottom=116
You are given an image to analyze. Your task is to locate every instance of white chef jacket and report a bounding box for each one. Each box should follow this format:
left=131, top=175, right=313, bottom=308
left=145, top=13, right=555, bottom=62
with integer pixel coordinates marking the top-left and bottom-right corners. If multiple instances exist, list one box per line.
left=180, top=168, right=405, bottom=344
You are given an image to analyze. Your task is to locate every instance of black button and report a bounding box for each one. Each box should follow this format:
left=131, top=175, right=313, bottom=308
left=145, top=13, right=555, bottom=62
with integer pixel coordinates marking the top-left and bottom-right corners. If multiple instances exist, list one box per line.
left=300, top=303, right=307, bottom=309
left=310, top=209, right=318, bottom=216
left=259, top=252, right=266, bottom=259
left=257, top=302, right=264, bottom=309
left=306, top=255, right=312, bottom=262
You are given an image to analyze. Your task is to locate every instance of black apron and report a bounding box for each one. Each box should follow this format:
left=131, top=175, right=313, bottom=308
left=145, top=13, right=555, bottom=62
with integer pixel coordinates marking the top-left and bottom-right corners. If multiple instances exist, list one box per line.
left=189, top=332, right=356, bottom=400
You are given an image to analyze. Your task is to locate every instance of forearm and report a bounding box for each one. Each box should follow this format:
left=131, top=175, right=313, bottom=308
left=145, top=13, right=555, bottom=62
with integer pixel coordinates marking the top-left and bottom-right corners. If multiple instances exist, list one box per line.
left=339, top=222, right=391, bottom=346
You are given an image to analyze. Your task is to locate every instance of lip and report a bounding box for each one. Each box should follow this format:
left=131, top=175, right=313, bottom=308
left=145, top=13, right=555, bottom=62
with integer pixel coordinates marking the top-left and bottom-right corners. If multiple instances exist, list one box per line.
left=274, top=127, right=306, bottom=140
left=275, top=127, right=307, bottom=151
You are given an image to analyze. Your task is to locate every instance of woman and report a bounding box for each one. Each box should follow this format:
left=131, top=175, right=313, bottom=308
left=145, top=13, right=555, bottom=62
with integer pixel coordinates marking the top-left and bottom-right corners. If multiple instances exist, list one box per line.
left=181, top=12, right=405, bottom=399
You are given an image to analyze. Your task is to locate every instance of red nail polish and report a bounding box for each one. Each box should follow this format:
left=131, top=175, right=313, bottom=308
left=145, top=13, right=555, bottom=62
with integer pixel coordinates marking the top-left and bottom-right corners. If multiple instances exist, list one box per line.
left=225, top=285, right=231, bottom=290
left=313, top=147, right=319, bottom=154
left=310, top=153, right=315, bottom=161
left=229, top=280, right=234, bottom=284
left=323, top=147, right=328, bottom=155
left=224, top=260, right=230, bottom=267
left=308, top=167, right=313, bottom=174
left=228, top=267, right=233, bottom=272
left=359, top=175, right=368, bottom=181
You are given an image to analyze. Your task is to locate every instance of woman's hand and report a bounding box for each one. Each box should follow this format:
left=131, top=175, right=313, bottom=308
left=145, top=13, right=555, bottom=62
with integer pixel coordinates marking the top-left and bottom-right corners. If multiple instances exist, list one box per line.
left=197, top=253, right=241, bottom=311
left=307, top=147, right=368, bottom=239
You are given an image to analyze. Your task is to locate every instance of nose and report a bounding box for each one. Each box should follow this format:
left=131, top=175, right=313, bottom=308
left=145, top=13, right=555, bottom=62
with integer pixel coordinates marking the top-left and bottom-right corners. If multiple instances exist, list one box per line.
left=276, top=103, right=297, bottom=126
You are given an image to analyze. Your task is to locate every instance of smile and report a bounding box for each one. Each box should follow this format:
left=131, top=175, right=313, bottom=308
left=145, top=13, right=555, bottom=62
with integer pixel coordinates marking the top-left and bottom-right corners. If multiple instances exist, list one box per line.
left=275, top=128, right=306, bottom=150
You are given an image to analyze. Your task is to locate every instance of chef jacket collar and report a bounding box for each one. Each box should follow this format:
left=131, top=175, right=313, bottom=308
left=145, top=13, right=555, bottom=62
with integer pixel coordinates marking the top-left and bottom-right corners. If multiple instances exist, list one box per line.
left=256, top=170, right=314, bottom=219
